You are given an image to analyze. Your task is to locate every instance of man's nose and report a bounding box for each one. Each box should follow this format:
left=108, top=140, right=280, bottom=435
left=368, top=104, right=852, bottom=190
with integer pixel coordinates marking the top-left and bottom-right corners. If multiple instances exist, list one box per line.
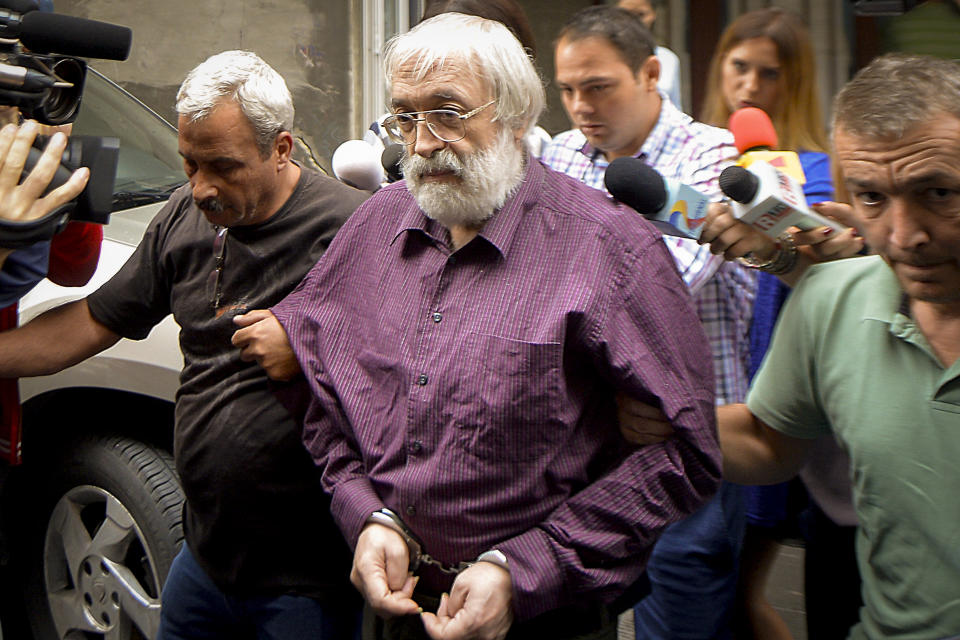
left=569, top=90, right=593, bottom=116
left=412, top=120, right=445, bottom=158
left=190, top=170, right=218, bottom=202
left=888, top=199, right=930, bottom=250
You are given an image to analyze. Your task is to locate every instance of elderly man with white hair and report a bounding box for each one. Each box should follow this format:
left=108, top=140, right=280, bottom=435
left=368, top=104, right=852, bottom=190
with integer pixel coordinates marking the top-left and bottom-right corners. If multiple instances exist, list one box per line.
left=269, top=13, right=721, bottom=640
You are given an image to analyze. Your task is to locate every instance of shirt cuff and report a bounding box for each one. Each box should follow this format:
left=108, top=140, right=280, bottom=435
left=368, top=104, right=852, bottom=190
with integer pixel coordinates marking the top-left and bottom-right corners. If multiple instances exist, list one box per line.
left=330, top=475, right=385, bottom=550
left=271, top=297, right=299, bottom=341
left=496, top=527, right=565, bottom=621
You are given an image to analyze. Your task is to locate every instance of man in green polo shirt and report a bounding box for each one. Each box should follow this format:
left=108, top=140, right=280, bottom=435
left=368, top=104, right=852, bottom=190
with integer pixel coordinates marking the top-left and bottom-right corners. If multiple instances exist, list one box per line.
left=718, top=53, right=960, bottom=639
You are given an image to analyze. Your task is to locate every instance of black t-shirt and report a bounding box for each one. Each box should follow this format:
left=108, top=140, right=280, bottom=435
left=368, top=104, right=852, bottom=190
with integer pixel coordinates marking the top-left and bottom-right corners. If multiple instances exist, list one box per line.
left=87, top=169, right=368, bottom=597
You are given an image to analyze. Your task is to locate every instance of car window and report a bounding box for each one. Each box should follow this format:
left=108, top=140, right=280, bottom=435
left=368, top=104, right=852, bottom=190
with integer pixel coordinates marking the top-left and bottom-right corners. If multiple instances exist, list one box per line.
left=73, top=69, right=186, bottom=211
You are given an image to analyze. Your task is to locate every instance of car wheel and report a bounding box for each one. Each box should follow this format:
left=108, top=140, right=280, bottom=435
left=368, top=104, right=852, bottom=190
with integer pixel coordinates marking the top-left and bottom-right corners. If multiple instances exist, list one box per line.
left=25, top=435, right=183, bottom=640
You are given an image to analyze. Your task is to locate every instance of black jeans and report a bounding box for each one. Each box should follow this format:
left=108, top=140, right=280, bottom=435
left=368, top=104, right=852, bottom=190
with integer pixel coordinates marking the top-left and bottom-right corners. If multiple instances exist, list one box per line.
left=803, top=502, right=862, bottom=640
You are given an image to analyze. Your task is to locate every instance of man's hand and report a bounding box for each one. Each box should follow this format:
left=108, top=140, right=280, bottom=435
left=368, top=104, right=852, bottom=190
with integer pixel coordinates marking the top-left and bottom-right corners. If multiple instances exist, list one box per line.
left=0, top=121, right=89, bottom=224
left=802, top=201, right=866, bottom=260
left=698, top=201, right=778, bottom=262
left=231, top=309, right=302, bottom=381
left=352, top=522, right=420, bottom=618
left=617, top=394, right=673, bottom=446
left=420, top=561, right=514, bottom=640
left=696, top=200, right=865, bottom=287
left=0, top=121, right=90, bottom=264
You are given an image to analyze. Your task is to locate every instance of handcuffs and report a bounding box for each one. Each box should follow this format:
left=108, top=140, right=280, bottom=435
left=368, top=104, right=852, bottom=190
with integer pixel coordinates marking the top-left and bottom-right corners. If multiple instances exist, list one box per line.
left=367, top=507, right=510, bottom=576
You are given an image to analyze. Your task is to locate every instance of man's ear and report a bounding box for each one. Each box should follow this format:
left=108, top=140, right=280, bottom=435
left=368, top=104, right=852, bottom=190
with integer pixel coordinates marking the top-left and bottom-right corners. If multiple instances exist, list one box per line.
left=274, top=131, right=294, bottom=168
left=638, top=55, right=661, bottom=90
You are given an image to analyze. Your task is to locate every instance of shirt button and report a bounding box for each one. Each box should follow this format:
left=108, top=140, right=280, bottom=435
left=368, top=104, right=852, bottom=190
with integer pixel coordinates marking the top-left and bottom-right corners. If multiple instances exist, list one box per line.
left=432, top=312, right=442, bottom=323
left=406, top=505, right=416, bottom=516
left=417, top=373, right=428, bottom=386
left=409, top=441, right=422, bottom=453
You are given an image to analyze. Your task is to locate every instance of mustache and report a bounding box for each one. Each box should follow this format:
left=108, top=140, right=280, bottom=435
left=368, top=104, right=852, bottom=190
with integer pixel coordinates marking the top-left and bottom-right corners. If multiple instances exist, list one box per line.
left=889, top=253, right=952, bottom=267
left=195, top=197, right=224, bottom=214
left=402, top=148, right=464, bottom=178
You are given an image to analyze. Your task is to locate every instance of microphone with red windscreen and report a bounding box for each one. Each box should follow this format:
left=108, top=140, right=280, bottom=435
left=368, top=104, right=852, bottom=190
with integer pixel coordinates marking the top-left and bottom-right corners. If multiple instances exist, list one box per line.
left=728, top=107, right=805, bottom=183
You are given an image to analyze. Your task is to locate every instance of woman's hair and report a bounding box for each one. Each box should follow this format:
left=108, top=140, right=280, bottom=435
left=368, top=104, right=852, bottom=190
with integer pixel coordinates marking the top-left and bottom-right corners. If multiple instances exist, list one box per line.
left=700, top=7, right=827, bottom=153
left=421, top=0, right=537, bottom=58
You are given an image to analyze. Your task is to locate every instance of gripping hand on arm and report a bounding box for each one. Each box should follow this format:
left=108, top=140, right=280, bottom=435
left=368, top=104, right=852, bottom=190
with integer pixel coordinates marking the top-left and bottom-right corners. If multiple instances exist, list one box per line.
left=617, top=393, right=675, bottom=445
left=619, top=400, right=814, bottom=485
left=231, top=309, right=302, bottom=381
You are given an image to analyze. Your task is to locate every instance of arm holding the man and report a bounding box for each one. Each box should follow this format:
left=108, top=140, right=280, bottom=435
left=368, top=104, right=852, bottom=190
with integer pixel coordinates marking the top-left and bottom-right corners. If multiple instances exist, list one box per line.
left=619, top=196, right=862, bottom=474
left=621, top=249, right=858, bottom=484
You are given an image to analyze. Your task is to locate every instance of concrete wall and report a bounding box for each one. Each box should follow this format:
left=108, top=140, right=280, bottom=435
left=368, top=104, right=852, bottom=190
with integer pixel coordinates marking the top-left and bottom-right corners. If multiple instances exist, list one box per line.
left=55, top=0, right=853, bottom=170
left=58, top=0, right=363, bottom=172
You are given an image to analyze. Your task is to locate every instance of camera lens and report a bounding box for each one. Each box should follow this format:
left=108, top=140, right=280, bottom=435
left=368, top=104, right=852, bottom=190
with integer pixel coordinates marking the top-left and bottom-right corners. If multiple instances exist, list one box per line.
left=37, top=57, right=85, bottom=125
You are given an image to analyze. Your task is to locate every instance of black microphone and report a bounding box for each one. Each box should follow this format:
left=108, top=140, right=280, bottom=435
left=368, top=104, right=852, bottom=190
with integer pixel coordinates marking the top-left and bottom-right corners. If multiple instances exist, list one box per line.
left=604, top=157, right=709, bottom=239
left=18, top=11, right=132, bottom=60
left=0, top=0, right=40, bottom=13
left=381, top=143, right=404, bottom=183
left=718, top=166, right=759, bottom=204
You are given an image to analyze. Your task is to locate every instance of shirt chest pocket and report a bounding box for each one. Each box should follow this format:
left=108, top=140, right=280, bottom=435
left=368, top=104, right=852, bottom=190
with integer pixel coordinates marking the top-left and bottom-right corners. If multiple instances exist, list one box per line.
left=449, top=332, right=564, bottom=462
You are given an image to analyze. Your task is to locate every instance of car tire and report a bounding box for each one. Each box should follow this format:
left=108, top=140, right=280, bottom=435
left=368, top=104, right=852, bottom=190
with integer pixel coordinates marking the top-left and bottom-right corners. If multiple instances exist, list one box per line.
left=24, top=435, right=183, bottom=640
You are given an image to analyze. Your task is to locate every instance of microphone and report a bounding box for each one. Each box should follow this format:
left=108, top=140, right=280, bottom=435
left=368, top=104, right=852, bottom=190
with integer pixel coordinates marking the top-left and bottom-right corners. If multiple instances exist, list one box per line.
left=728, top=107, right=805, bottom=183
left=604, top=157, right=710, bottom=239
left=0, top=0, right=40, bottom=13
left=381, top=143, right=404, bottom=183
left=331, top=139, right=384, bottom=191
left=17, top=11, right=132, bottom=60
left=719, top=162, right=846, bottom=237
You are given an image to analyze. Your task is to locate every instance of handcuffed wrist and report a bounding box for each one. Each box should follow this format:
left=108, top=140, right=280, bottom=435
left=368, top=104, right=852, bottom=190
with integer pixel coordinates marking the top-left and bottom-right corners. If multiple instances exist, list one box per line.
left=476, top=549, right=510, bottom=574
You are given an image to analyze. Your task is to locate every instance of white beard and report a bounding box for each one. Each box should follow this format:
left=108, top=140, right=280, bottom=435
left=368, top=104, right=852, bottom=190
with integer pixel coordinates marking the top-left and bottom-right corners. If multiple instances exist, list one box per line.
left=402, top=127, right=526, bottom=228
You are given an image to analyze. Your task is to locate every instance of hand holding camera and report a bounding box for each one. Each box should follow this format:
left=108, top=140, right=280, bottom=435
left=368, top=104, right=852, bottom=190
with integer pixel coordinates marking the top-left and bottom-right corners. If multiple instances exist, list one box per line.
left=0, top=0, right=129, bottom=253
left=0, top=120, right=87, bottom=262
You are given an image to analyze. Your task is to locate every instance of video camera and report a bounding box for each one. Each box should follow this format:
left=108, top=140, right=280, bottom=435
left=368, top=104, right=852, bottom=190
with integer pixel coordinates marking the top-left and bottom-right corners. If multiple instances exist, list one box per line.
left=0, top=0, right=132, bottom=249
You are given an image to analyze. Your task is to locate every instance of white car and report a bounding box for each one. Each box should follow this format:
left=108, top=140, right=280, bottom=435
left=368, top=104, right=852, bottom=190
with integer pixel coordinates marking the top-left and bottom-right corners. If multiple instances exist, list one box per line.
left=1, top=69, right=186, bottom=640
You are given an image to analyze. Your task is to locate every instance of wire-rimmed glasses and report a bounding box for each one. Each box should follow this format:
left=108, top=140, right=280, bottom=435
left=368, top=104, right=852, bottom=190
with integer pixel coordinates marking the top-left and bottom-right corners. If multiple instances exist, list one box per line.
left=207, top=226, right=228, bottom=313
left=381, top=99, right=495, bottom=145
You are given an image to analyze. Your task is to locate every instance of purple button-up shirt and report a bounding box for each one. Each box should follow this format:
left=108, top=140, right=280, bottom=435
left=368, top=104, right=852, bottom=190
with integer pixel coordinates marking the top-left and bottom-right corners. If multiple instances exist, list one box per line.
left=273, top=158, right=721, bottom=619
